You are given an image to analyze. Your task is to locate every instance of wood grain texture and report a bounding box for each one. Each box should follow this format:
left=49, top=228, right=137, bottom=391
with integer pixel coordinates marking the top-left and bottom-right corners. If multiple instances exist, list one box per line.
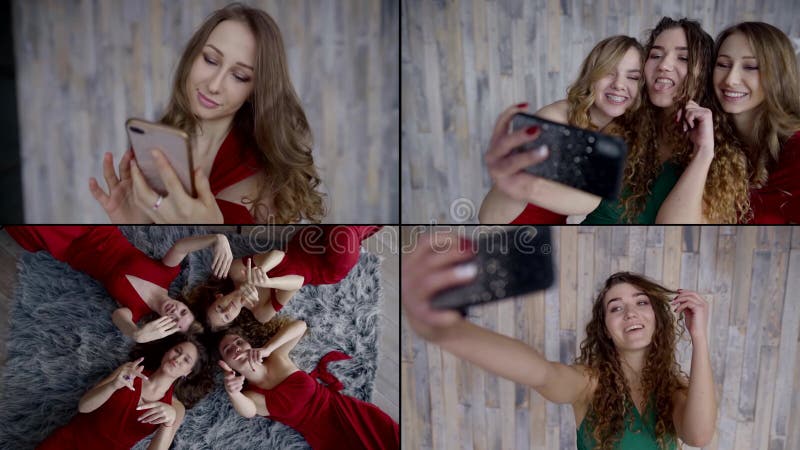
left=12, top=0, right=398, bottom=223
left=401, top=0, right=800, bottom=223
left=401, top=225, right=800, bottom=450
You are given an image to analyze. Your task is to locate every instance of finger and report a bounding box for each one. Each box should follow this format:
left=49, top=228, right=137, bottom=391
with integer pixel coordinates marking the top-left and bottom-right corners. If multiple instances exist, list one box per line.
left=248, top=354, right=257, bottom=372
left=486, top=125, right=542, bottom=166
left=152, top=149, right=189, bottom=200
left=218, top=360, right=234, bottom=373
left=136, top=402, right=160, bottom=411
left=194, top=167, right=215, bottom=203
left=418, top=263, right=479, bottom=300
left=88, top=178, right=111, bottom=207
left=247, top=258, right=253, bottom=284
left=490, top=145, right=550, bottom=180
left=407, top=233, right=475, bottom=271
left=489, top=102, right=530, bottom=150
left=675, top=107, right=683, bottom=124
left=223, top=258, right=232, bottom=278
left=102, top=152, right=120, bottom=190
left=119, top=149, right=134, bottom=181
left=138, top=410, right=162, bottom=422
left=234, top=352, right=247, bottom=362
left=161, top=325, right=181, bottom=336
left=134, top=357, right=145, bottom=366
left=130, top=160, right=161, bottom=215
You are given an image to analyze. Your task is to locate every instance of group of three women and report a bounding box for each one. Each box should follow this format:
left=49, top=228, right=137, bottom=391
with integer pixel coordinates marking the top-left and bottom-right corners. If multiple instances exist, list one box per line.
left=480, top=18, right=800, bottom=224
left=6, top=226, right=398, bottom=449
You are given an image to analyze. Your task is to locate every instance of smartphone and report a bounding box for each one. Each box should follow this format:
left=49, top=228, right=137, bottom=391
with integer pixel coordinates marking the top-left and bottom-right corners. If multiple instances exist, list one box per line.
left=510, top=112, right=627, bottom=200
left=126, top=118, right=195, bottom=197
left=430, top=226, right=555, bottom=313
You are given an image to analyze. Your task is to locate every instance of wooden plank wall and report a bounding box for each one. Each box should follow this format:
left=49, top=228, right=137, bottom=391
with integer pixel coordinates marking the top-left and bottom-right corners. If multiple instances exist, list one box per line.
left=401, top=225, right=800, bottom=450
left=12, top=0, right=398, bottom=223
left=400, top=0, right=800, bottom=223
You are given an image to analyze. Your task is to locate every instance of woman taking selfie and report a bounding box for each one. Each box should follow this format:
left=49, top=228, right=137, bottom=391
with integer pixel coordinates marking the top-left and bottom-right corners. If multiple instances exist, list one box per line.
left=5, top=226, right=234, bottom=341
left=89, top=3, right=325, bottom=224
left=37, top=334, right=210, bottom=450
left=402, top=233, right=717, bottom=449
left=479, top=35, right=644, bottom=224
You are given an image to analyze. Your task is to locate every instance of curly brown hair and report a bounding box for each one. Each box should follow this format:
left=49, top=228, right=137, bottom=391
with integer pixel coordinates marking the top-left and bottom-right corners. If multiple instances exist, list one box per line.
left=160, top=3, right=326, bottom=223
left=575, top=272, right=687, bottom=450
left=182, top=276, right=237, bottom=332
left=129, top=332, right=214, bottom=409
left=619, top=17, right=749, bottom=223
left=210, top=314, right=296, bottom=363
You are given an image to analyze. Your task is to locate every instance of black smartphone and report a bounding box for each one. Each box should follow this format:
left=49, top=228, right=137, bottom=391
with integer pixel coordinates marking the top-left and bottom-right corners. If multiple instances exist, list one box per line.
left=430, top=226, right=555, bottom=313
left=510, top=112, right=627, bottom=200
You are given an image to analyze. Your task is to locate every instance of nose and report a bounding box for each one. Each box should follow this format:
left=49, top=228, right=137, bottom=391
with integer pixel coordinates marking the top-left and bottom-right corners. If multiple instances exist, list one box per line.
left=208, top=68, right=225, bottom=94
left=723, top=66, right=741, bottom=87
left=658, top=55, right=674, bottom=72
left=611, top=74, right=625, bottom=91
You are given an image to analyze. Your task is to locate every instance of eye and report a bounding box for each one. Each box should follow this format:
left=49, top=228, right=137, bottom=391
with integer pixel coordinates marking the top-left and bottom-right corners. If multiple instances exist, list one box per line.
left=203, top=55, right=218, bottom=66
left=715, top=62, right=731, bottom=69
left=233, top=73, right=250, bottom=83
left=610, top=306, right=622, bottom=313
left=627, top=75, right=640, bottom=81
left=648, top=53, right=661, bottom=60
left=745, top=65, right=759, bottom=71
left=678, top=56, right=688, bottom=62
left=637, top=300, right=649, bottom=306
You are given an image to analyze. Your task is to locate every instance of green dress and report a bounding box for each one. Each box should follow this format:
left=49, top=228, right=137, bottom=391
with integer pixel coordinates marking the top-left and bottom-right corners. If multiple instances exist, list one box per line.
left=577, top=399, right=678, bottom=450
left=581, top=162, right=682, bottom=224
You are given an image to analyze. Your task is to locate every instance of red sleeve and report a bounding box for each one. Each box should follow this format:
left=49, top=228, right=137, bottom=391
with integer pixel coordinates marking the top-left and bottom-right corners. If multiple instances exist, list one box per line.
left=750, top=131, right=800, bottom=223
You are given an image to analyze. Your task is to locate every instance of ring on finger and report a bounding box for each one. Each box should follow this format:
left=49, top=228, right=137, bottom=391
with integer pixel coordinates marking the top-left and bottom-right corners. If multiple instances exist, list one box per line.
left=153, top=195, right=164, bottom=210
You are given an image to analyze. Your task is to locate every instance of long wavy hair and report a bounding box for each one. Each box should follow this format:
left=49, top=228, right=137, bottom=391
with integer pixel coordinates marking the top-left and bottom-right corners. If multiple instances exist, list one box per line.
left=566, top=36, right=645, bottom=130
left=209, top=314, right=296, bottom=364
left=710, top=22, right=800, bottom=196
left=619, top=17, right=749, bottom=223
left=129, top=332, right=213, bottom=409
left=575, top=272, right=688, bottom=450
left=160, top=2, right=326, bottom=223
left=183, top=277, right=237, bottom=332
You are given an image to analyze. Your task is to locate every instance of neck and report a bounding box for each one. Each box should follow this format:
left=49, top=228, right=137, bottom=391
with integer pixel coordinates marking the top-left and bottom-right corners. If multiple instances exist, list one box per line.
left=588, top=105, right=613, bottom=129
left=618, top=347, right=647, bottom=385
left=244, top=363, right=270, bottom=387
left=731, top=110, right=756, bottom=143
left=195, top=116, right=234, bottom=158
left=144, top=368, right=177, bottom=396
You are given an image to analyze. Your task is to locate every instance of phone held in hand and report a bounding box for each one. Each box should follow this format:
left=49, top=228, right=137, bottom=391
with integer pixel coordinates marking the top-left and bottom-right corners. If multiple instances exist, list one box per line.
left=126, top=118, right=196, bottom=197
left=510, top=112, right=627, bottom=200
left=430, top=226, right=555, bottom=314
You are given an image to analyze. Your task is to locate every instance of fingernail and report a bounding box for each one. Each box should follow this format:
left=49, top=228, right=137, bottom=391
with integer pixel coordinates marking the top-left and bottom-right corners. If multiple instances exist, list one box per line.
left=454, top=263, right=478, bottom=279
left=525, top=125, right=539, bottom=135
left=535, top=145, right=548, bottom=156
left=516, top=102, right=529, bottom=109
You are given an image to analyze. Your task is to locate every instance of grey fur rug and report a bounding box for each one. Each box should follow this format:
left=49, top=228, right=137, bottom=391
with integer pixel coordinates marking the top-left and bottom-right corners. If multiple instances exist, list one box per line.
left=0, top=226, right=384, bottom=450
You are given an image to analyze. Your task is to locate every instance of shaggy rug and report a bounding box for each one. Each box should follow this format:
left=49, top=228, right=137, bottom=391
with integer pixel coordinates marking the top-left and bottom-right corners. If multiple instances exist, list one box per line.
left=0, top=226, right=384, bottom=449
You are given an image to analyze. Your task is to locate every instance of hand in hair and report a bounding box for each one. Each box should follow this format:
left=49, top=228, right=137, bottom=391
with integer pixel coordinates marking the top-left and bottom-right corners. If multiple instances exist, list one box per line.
left=111, top=357, right=148, bottom=391
left=136, top=401, right=178, bottom=426
left=218, top=360, right=245, bottom=394
left=211, top=234, right=233, bottom=278
left=678, top=100, right=715, bottom=161
left=671, top=289, right=709, bottom=339
left=134, top=316, right=180, bottom=343
left=89, top=150, right=152, bottom=224
left=129, top=149, right=223, bottom=223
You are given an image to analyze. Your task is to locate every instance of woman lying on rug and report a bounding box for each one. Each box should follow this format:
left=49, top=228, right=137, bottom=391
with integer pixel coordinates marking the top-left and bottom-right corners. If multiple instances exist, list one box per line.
left=6, top=226, right=234, bottom=342
left=37, top=333, right=212, bottom=450
left=190, top=226, right=382, bottom=330
left=216, top=316, right=400, bottom=450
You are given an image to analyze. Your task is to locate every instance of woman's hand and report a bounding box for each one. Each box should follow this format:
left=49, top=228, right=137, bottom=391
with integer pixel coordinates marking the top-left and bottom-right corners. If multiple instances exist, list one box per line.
left=671, top=289, right=710, bottom=341
left=234, top=347, right=271, bottom=372
left=134, top=316, right=180, bottom=343
left=242, top=258, right=270, bottom=288
left=402, top=232, right=478, bottom=341
left=485, top=103, right=551, bottom=202
left=678, top=100, right=714, bottom=161
left=111, top=357, right=148, bottom=391
left=240, top=283, right=260, bottom=309
left=129, top=149, right=223, bottom=224
left=211, top=234, right=233, bottom=278
left=89, top=151, right=152, bottom=223
left=218, top=360, right=245, bottom=394
left=137, top=401, right=177, bottom=426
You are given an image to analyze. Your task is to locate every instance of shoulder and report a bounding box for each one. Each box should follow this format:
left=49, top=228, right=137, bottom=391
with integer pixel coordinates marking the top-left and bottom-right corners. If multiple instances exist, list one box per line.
left=781, top=130, right=800, bottom=161
left=534, top=100, right=569, bottom=124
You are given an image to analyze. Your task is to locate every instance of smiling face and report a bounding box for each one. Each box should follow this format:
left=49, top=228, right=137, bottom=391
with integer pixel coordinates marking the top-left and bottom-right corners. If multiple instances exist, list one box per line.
left=160, top=341, right=198, bottom=378
left=602, top=282, right=656, bottom=351
left=713, top=32, right=765, bottom=116
left=187, top=20, right=256, bottom=121
left=644, top=27, right=689, bottom=108
left=589, top=47, right=642, bottom=126
left=161, top=299, right=195, bottom=332
left=207, top=291, right=243, bottom=330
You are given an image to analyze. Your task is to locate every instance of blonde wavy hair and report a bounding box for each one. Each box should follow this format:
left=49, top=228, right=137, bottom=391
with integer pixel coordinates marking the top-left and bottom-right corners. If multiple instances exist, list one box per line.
left=576, top=272, right=688, bottom=450
left=620, top=17, right=749, bottom=223
left=161, top=3, right=326, bottom=223
left=567, top=35, right=645, bottom=130
left=711, top=22, right=800, bottom=197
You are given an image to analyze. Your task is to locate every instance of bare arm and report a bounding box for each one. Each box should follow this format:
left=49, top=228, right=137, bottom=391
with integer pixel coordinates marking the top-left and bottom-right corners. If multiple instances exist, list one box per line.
left=258, top=250, right=286, bottom=272
left=161, top=234, right=225, bottom=267
left=146, top=400, right=185, bottom=450
left=672, top=333, right=716, bottom=446
left=262, top=320, right=308, bottom=357
left=77, top=376, right=118, bottom=413
left=111, top=307, right=138, bottom=340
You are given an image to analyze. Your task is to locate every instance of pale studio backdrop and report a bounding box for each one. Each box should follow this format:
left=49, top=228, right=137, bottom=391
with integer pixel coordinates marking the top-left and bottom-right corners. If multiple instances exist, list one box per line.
left=12, top=0, right=399, bottom=223
left=401, top=226, right=800, bottom=450
left=400, top=0, right=800, bottom=223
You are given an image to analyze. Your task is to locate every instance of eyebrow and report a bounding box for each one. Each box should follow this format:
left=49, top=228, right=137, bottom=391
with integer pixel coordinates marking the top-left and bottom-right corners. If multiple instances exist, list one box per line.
left=651, top=45, right=688, bottom=51
left=717, top=54, right=757, bottom=60
left=205, top=45, right=254, bottom=71
left=606, top=292, right=647, bottom=306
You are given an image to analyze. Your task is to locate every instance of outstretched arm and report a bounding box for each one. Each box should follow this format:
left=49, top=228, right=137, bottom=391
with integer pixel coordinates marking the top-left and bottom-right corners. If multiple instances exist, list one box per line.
left=161, top=234, right=232, bottom=278
left=79, top=358, right=147, bottom=413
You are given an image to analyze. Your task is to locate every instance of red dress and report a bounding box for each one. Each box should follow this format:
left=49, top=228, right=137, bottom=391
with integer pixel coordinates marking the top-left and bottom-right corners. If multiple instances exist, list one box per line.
left=749, top=131, right=800, bottom=223
left=37, top=371, right=175, bottom=450
left=248, top=351, right=399, bottom=450
left=254, top=226, right=382, bottom=286
left=6, top=226, right=180, bottom=323
left=209, top=126, right=263, bottom=224
left=510, top=203, right=567, bottom=224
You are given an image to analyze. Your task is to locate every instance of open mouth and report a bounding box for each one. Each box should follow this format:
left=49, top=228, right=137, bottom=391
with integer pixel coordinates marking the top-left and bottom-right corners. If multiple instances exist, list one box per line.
left=653, top=77, right=675, bottom=92
left=721, top=89, right=749, bottom=102
left=604, top=93, right=628, bottom=104
left=624, top=324, right=645, bottom=333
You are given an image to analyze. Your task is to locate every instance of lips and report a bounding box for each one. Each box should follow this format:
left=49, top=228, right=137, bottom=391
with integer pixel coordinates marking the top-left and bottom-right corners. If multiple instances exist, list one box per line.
left=604, top=93, right=628, bottom=105
left=197, top=90, right=220, bottom=108
left=720, top=89, right=749, bottom=102
left=624, top=324, right=645, bottom=333
left=653, top=77, right=675, bottom=92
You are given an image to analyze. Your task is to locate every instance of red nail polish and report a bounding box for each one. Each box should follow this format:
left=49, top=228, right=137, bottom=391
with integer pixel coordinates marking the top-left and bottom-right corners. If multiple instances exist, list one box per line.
left=525, top=126, right=539, bottom=135
left=516, top=102, right=529, bottom=108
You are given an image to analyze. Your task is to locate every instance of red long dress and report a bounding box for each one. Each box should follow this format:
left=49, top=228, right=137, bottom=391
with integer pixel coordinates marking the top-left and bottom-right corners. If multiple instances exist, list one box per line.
left=37, top=371, right=175, bottom=450
left=208, top=126, right=263, bottom=224
left=247, top=351, right=399, bottom=450
left=749, top=131, right=800, bottom=223
left=6, top=226, right=180, bottom=323
left=510, top=203, right=567, bottom=224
